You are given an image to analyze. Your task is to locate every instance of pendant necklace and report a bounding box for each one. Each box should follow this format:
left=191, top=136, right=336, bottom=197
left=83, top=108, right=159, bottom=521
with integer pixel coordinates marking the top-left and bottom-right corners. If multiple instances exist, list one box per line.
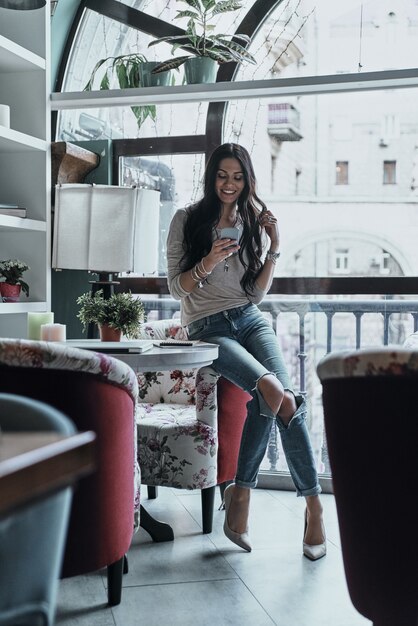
left=223, top=214, right=239, bottom=273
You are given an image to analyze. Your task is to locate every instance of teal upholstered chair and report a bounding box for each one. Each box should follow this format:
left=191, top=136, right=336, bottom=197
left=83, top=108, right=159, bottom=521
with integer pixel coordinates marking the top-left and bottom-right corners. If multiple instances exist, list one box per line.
left=0, top=393, right=75, bottom=626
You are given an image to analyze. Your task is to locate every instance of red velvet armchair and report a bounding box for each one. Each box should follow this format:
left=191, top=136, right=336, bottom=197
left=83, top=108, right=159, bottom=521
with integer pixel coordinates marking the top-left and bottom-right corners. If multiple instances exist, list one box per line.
left=0, top=339, right=139, bottom=606
left=317, top=347, right=418, bottom=626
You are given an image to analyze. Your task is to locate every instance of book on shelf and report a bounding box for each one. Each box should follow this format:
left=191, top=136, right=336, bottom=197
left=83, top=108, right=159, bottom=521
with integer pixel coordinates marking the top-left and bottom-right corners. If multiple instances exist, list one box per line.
left=0, top=207, right=27, bottom=217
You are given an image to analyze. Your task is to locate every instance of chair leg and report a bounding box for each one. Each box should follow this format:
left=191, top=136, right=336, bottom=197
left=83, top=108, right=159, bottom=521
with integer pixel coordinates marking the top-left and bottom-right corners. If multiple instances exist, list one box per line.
left=123, top=554, right=129, bottom=574
left=140, top=504, right=174, bottom=542
left=147, top=485, right=158, bottom=499
left=107, top=556, right=124, bottom=606
left=201, top=486, right=216, bottom=534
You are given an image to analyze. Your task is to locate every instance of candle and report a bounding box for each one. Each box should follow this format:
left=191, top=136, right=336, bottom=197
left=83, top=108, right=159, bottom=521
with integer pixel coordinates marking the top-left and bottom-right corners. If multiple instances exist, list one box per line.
left=0, top=104, right=10, bottom=128
left=40, top=323, right=66, bottom=342
left=27, top=312, right=54, bottom=340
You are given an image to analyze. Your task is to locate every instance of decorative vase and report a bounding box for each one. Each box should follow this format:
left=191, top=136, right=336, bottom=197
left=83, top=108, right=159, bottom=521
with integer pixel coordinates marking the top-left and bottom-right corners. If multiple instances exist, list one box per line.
left=0, top=282, right=21, bottom=302
left=183, top=57, right=218, bottom=84
left=98, top=324, right=122, bottom=342
left=140, top=61, right=172, bottom=87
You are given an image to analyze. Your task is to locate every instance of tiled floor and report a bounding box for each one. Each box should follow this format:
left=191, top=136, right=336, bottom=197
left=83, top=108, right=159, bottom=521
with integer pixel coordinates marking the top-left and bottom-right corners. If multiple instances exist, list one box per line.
left=55, top=488, right=371, bottom=626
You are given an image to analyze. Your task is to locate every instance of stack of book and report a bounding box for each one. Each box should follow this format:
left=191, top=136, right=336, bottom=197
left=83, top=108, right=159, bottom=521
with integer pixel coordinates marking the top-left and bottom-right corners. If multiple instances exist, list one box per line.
left=0, top=203, right=26, bottom=218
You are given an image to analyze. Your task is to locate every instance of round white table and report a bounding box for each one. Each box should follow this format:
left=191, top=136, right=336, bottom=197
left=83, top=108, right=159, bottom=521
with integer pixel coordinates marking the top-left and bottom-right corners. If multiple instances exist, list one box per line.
left=65, top=340, right=219, bottom=372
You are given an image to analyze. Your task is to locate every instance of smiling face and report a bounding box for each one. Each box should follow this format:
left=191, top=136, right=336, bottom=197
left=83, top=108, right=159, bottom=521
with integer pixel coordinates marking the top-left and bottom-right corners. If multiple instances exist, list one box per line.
left=215, top=157, right=246, bottom=209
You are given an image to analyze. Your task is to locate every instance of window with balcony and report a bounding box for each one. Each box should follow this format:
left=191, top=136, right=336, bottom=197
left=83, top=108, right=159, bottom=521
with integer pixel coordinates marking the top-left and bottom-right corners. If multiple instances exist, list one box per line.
left=383, top=160, right=397, bottom=184
left=335, top=161, right=349, bottom=185
left=333, top=248, right=350, bottom=274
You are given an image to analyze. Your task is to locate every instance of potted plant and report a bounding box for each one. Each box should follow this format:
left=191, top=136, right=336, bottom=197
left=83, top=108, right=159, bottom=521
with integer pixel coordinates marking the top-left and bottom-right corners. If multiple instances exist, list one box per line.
left=0, top=259, right=30, bottom=302
left=148, top=0, right=256, bottom=84
left=76, top=290, right=146, bottom=341
left=84, top=53, right=172, bottom=129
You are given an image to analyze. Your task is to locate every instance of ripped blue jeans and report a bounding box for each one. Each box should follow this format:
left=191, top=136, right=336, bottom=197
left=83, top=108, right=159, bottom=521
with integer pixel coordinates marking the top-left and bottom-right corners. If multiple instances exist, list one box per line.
left=187, top=303, right=321, bottom=496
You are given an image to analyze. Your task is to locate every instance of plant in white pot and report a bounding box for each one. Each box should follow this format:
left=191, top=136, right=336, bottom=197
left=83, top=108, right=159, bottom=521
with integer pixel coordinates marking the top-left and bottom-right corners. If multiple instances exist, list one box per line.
left=84, top=52, right=172, bottom=129
left=77, top=290, right=146, bottom=341
left=148, top=0, right=256, bottom=84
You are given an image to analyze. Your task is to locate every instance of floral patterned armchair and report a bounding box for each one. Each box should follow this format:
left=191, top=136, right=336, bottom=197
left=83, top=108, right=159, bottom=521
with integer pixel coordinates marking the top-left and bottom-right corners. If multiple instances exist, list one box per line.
left=137, top=319, right=249, bottom=533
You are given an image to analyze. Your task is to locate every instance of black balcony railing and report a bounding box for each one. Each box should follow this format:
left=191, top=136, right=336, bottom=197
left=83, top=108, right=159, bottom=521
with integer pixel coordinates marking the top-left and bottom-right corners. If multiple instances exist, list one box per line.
left=137, top=295, right=418, bottom=391
left=117, top=277, right=418, bottom=485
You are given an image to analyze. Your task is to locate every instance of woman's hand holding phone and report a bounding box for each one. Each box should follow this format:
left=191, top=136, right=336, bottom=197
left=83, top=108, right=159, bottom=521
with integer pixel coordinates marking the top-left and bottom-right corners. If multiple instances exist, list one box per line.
left=220, top=227, right=240, bottom=250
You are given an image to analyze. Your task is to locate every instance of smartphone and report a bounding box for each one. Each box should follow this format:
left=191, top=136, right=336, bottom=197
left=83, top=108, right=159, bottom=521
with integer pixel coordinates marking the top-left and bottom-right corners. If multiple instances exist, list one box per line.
left=220, top=227, right=240, bottom=249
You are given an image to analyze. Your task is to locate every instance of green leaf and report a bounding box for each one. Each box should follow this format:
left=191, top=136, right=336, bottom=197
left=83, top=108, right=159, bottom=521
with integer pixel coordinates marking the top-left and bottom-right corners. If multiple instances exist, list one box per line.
left=205, top=49, right=229, bottom=62
left=201, top=0, right=216, bottom=9
left=128, top=62, right=140, bottom=87
left=175, top=9, right=199, bottom=20
left=151, top=56, right=190, bottom=73
left=83, top=57, right=110, bottom=90
left=213, top=36, right=256, bottom=63
left=116, top=62, right=129, bottom=89
left=148, top=34, right=194, bottom=47
left=99, top=72, right=110, bottom=90
left=212, top=0, right=242, bottom=14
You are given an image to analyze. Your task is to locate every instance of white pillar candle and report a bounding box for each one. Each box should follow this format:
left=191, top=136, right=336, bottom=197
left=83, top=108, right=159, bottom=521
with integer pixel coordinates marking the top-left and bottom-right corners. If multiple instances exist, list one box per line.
left=40, top=323, right=66, bottom=342
left=27, top=311, right=54, bottom=340
left=0, top=104, right=10, bottom=128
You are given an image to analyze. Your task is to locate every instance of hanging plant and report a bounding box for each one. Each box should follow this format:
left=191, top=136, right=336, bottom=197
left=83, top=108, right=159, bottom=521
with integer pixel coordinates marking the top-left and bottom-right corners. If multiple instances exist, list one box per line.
left=84, top=53, right=160, bottom=129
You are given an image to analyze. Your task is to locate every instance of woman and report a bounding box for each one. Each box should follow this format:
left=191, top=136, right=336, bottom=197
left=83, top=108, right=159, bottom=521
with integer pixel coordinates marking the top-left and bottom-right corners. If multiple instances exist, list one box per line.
left=166, top=143, right=325, bottom=558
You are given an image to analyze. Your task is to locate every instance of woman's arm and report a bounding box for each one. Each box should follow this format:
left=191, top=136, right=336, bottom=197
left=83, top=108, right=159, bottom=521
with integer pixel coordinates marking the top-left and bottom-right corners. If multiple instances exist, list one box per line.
left=166, top=209, right=240, bottom=297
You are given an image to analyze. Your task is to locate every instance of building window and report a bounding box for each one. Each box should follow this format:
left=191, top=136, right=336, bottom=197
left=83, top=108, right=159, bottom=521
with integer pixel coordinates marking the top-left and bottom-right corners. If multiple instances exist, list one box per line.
left=335, top=161, right=349, bottom=185
left=381, top=114, right=399, bottom=139
left=333, top=248, right=350, bottom=274
left=383, top=160, right=397, bottom=184
left=380, top=251, right=391, bottom=274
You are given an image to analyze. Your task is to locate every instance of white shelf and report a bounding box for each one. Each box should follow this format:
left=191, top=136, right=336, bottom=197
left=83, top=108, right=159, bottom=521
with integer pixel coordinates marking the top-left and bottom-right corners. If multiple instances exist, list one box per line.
left=0, top=301, right=48, bottom=314
left=0, top=1, right=50, bottom=338
left=0, top=126, right=47, bottom=153
left=0, top=215, right=46, bottom=232
left=0, top=34, right=45, bottom=73
left=50, top=67, right=418, bottom=110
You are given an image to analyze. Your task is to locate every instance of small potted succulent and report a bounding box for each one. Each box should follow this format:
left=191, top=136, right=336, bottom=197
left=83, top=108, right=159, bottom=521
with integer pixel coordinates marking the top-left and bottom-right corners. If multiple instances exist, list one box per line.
left=76, top=290, right=146, bottom=340
left=148, top=0, right=256, bottom=84
left=0, top=259, right=30, bottom=302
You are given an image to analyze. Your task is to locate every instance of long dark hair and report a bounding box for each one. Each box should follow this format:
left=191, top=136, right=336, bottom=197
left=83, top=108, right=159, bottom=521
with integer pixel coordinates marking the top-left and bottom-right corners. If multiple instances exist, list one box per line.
left=182, top=143, right=266, bottom=294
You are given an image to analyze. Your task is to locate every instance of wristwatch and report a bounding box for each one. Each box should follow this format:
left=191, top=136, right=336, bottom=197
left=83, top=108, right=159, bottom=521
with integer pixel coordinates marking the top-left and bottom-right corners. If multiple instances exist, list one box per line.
left=266, top=250, right=281, bottom=263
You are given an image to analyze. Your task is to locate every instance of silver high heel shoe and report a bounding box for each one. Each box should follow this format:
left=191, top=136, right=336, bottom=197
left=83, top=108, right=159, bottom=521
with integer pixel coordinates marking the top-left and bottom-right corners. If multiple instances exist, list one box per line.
left=223, top=484, right=252, bottom=552
left=303, top=509, right=326, bottom=561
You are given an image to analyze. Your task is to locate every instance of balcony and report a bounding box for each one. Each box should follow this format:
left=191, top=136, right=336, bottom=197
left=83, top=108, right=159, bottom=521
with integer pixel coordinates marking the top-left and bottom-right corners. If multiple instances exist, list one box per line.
left=267, top=103, right=302, bottom=141
left=132, top=292, right=418, bottom=482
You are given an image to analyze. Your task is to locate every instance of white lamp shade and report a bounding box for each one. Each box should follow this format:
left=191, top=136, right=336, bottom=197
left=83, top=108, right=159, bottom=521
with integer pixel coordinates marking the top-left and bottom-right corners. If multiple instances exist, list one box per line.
left=0, top=0, right=46, bottom=8
left=52, top=184, right=160, bottom=274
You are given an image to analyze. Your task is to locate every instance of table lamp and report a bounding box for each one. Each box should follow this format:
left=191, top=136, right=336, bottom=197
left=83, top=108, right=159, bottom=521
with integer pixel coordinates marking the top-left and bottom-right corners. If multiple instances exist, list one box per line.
left=0, top=0, right=46, bottom=8
left=52, top=183, right=160, bottom=297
